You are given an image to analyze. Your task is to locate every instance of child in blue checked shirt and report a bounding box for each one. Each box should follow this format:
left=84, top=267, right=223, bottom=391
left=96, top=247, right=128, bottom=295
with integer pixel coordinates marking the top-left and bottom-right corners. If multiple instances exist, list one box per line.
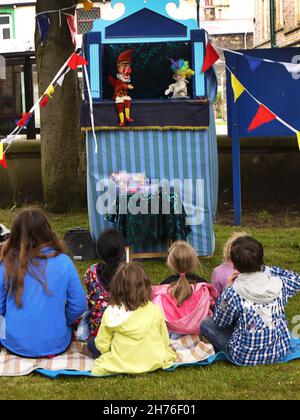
left=201, top=236, right=300, bottom=366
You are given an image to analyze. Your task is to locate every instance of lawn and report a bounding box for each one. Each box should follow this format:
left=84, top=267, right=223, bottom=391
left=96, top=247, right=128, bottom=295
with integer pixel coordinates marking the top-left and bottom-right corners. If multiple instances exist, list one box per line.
left=0, top=207, right=300, bottom=400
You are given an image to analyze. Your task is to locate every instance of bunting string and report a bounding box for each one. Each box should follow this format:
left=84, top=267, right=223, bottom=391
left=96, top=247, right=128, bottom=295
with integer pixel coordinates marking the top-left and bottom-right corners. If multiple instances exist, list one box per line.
left=35, top=1, right=94, bottom=17
left=0, top=51, right=89, bottom=169
left=218, top=46, right=300, bottom=73
left=227, top=65, right=300, bottom=150
left=200, top=39, right=300, bottom=150
left=83, top=63, right=98, bottom=154
left=36, top=2, right=94, bottom=45
left=202, top=40, right=300, bottom=75
left=35, top=5, right=77, bottom=18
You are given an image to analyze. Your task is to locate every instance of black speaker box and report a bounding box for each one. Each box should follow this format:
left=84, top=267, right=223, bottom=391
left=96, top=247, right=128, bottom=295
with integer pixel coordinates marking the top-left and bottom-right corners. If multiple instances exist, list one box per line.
left=64, top=228, right=97, bottom=261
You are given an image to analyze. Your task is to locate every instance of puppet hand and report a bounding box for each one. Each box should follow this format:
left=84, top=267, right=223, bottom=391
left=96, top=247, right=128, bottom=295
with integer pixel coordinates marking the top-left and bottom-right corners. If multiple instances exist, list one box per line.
left=128, top=84, right=134, bottom=90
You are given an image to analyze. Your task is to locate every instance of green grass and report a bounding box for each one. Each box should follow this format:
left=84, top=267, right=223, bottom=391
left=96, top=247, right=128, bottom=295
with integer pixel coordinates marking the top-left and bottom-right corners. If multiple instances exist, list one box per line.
left=0, top=207, right=300, bottom=400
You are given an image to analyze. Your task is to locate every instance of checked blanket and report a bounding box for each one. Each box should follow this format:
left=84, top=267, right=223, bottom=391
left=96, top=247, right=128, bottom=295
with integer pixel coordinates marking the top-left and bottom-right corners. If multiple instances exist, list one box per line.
left=0, top=336, right=213, bottom=377
left=1, top=336, right=300, bottom=377
left=0, top=342, right=94, bottom=377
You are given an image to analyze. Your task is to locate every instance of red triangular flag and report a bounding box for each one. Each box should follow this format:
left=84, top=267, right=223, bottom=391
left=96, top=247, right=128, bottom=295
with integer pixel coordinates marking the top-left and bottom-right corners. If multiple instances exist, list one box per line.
left=66, top=15, right=77, bottom=48
left=17, top=112, right=31, bottom=127
left=0, top=152, right=7, bottom=170
left=202, top=42, right=220, bottom=73
left=40, top=95, right=49, bottom=108
left=68, top=53, right=88, bottom=70
left=248, top=104, right=277, bottom=132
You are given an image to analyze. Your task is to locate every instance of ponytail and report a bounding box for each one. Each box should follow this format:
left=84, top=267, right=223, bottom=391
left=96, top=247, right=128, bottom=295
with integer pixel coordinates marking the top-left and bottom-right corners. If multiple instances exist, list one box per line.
left=101, top=256, right=123, bottom=287
left=169, top=273, right=193, bottom=307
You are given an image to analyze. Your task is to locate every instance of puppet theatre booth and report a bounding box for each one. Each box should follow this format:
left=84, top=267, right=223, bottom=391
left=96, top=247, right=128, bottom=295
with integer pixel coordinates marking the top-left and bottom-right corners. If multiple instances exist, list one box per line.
left=81, top=0, right=218, bottom=258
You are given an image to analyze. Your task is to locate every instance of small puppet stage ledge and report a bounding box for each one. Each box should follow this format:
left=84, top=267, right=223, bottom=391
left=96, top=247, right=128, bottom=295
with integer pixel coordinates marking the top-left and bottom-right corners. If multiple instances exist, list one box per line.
left=80, top=99, right=210, bottom=131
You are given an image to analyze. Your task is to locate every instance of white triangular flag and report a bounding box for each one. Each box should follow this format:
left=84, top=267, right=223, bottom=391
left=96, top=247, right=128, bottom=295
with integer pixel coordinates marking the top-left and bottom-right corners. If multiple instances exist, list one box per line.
left=0, top=134, right=17, bottom=145
left=56, top=73, right=66, bottom=87
left=280, top=62, right=300, bottom=73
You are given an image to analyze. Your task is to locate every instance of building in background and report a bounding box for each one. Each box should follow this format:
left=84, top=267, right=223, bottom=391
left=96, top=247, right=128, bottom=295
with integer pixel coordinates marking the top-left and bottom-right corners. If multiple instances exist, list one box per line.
left=200, top=0, right=255, bottom=121
left=0, top=1, right=36, bottom=137
left=254, top=0, right=300, bottom=48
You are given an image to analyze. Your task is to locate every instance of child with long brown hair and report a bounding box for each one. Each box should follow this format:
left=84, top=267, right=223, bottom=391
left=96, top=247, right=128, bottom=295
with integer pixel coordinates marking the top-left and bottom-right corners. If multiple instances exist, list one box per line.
left=0, top=208, right=87, bottom=357
left=152, top=241, right=218, bottom=335
left=88, top=262, right=175, bottom=376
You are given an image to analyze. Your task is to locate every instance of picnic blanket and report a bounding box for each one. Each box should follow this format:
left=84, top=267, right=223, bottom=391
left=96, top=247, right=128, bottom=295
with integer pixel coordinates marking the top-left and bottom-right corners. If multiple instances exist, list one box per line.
left=0, top=342, right=94, bottom=377
left=1, top=336, right=300, bottom=378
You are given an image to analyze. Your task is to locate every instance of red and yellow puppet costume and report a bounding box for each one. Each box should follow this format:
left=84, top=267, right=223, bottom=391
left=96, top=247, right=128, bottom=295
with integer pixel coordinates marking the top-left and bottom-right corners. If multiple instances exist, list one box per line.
left=108, top=49, right=134, bottom=127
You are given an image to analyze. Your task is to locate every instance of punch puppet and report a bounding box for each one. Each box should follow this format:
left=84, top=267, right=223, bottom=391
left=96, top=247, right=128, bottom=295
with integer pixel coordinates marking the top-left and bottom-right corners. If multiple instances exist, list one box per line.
left=109, top=49, right=134, bottom=127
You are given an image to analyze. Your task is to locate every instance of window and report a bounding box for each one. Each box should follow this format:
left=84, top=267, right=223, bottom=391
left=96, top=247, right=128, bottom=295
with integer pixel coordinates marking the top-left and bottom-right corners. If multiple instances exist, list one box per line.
left=0, top=14, right=12, bottom=40
left=76, top=8, right=101, bottom=34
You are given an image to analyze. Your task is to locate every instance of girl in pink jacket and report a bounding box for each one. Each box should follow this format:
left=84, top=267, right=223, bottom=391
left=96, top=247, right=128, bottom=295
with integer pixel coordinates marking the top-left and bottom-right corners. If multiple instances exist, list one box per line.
left=152, top=241, right=218, bottom=335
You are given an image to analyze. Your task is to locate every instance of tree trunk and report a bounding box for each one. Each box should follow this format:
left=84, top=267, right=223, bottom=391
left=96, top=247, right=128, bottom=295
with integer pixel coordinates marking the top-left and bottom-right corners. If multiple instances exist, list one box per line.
left=35, top=0, right=86, bottom=212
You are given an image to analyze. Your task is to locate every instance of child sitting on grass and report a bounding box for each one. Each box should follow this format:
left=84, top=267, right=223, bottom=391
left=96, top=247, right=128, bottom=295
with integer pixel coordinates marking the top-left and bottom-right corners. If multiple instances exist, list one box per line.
left=0, top=208, right=87, bottom=357
left=83, top=229, right=125, bottom=337
left=152, top=241, right=218, bottom=335
left=201, top=236, right=300, bottom=366
left=88, top=263, right=176, bottom=376
left=211, top=231, right=248, bottom=295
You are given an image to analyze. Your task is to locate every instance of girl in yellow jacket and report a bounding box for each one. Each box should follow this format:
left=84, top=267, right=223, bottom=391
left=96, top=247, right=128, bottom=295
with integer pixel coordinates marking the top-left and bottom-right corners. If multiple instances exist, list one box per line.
left=88, top=263, right=176, bottom=376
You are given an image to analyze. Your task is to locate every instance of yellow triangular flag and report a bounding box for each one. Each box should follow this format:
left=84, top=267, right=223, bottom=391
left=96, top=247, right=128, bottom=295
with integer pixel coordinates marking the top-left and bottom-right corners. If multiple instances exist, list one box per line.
left=0, top=143, right=3, bottom=161
left=83, top=1, right=94, bottom=12
left=297, top=132, right=300, bottom=152
left=231, top=73, right=245, bottom=102
left=44, top=84, right=55, bottom=98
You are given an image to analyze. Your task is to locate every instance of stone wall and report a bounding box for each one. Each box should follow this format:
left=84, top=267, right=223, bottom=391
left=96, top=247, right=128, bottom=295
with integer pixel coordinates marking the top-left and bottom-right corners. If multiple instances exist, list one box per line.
left=255, top=0, right=300, bottom=48
left=1, top=137, right=299, bottom=210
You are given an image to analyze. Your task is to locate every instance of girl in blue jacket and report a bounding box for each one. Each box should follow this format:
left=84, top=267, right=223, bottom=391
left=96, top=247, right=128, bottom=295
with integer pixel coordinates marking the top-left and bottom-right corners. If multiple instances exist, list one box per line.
left=0, top=208, right=87, bottom=357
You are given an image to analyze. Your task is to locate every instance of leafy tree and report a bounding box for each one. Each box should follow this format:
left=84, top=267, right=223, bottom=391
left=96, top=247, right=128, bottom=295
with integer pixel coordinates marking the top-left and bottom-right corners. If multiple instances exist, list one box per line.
left=35, top=0, right=86, bottom=211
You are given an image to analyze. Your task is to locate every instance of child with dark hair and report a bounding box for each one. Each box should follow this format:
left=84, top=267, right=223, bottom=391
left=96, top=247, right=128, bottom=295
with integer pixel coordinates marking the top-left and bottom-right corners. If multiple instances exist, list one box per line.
left=201, top=236, right=300, bottom=366
left=0, top=208, right=86, bottom=357
left=83, top=229, right=125, bottom=337
left=88, top=263, right=176, bottom=376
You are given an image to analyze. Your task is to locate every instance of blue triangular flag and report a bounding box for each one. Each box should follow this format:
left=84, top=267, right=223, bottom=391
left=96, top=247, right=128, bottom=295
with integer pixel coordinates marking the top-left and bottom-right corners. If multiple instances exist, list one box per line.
left=37, top=13, right=50, bottom=45
left=245, top=55, right=263, bottom=72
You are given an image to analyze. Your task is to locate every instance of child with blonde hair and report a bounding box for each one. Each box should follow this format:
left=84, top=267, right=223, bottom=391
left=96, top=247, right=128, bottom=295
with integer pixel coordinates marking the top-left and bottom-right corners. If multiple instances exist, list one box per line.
left=211, top=231, right=249, bottom=295
left=88, top=263, right=176, bottom=376
left=152, top=241, right=218, bottom=335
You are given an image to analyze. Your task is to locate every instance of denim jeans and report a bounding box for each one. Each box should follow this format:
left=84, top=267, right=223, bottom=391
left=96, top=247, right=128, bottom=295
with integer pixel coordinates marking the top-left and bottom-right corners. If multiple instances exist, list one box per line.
left=87, top=336, right=101, bottom=359
left=200, top=317, right=234, bottom=355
